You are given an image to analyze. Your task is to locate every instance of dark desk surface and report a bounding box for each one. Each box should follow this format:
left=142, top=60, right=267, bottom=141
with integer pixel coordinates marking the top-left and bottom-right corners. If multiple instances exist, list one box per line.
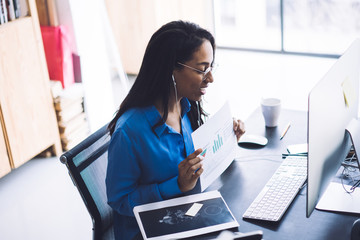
left=195, top=108, right=359, bottom=240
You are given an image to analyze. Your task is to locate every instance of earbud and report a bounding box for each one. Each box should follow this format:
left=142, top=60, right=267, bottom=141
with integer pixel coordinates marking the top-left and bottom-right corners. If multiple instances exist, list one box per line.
left=172, top=75, right=176, bottom=85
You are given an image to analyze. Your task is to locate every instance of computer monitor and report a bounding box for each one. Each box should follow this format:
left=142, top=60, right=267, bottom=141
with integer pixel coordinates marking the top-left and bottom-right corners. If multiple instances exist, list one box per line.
left=307, top=39, right=360, bottom=217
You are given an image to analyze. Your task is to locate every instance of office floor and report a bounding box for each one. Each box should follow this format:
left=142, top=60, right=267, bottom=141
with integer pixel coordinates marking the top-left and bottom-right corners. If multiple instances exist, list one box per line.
left=0, top=49, right=335, bottom=240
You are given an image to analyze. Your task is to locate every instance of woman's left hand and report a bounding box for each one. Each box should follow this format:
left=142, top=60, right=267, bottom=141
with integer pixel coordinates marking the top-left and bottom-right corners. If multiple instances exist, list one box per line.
left=233, top=118, right=245, bottom=141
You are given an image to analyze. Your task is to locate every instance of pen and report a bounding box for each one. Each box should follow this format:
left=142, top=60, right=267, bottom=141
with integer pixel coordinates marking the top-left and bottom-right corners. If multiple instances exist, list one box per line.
left=351, top=180, right=360, bottom=191
left=280, top=122, right=291, bottom=140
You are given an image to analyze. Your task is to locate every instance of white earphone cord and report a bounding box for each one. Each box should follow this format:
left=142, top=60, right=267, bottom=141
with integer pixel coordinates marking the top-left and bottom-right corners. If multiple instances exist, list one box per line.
left=172, top=75, right=181, bottom=118
left=197, top=101, right=201, bottom=126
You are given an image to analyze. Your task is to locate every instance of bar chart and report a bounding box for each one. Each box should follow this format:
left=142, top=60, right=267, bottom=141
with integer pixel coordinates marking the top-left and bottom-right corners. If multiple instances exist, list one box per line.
left=212, top=134, right=223, bottom=153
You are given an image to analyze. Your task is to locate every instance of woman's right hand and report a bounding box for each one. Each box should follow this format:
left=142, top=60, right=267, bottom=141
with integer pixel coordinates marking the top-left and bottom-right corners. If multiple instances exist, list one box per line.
left=177, top=148, right=204, bottom=192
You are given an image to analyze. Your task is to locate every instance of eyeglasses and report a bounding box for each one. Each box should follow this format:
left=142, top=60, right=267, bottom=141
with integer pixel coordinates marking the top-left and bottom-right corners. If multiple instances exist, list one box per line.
left=177, top=62, right=217, bottom=81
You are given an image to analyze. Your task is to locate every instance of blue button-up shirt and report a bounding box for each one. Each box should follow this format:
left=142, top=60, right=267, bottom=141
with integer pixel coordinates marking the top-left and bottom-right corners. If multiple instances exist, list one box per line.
left=106, top=98, right=195, bottom=239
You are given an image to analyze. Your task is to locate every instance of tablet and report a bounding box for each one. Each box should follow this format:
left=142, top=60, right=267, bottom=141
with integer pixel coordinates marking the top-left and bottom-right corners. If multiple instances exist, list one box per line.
left=133, top=190, right=239, bottom=240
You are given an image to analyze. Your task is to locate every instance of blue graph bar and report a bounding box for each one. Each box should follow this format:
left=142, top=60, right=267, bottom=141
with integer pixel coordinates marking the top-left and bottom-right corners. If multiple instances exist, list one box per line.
left=212, top=134, right=223, bottom=153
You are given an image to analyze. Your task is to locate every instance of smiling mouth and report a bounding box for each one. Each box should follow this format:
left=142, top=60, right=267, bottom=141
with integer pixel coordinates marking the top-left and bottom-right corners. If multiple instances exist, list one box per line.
left=200, top=88, right=207, bottom=95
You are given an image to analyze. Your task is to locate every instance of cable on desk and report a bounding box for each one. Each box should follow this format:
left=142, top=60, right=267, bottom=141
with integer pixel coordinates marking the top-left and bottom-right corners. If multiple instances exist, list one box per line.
left=341, top=167, right=360, bottom=193
left=282, top=153, right=308, bottom=158
left=340, top=152, right=360, bottom=193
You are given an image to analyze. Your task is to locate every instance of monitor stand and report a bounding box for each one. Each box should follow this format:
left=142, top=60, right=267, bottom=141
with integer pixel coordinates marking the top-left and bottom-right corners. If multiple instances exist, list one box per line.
left=315, top=118, right=360, bottom=226
left=346, top=118, right=360, bottom=169
left=346, top=118, right=360, bottom=240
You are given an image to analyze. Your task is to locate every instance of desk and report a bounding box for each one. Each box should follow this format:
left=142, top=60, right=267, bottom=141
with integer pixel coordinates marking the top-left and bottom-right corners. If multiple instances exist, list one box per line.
left=196, top=108, right=359, bottom=240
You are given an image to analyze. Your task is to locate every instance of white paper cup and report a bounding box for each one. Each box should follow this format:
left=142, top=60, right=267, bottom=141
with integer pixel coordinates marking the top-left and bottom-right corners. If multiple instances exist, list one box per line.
left=261, top=98, right=281, bottom=127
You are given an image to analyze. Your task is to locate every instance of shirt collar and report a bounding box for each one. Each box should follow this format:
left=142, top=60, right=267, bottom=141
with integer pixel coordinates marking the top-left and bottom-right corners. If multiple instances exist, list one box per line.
left=144, top=98, right=192, bottom=137
left=181, top=98, right=191, bottom=117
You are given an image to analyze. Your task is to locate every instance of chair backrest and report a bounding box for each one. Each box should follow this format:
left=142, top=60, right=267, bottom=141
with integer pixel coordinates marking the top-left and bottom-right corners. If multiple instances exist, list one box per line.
left=60, top=124, right=114, bottom=240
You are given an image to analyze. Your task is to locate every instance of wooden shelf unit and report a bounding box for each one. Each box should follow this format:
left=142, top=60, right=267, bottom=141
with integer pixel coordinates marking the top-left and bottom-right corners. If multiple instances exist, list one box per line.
left=0, top=0, right=61, bottom=173
left=0, top=108, right=11, bottom=178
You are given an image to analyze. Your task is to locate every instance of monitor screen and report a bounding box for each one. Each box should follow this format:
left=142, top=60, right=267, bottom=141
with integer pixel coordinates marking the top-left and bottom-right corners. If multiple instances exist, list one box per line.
left=307, top=39, right=360, bottom=217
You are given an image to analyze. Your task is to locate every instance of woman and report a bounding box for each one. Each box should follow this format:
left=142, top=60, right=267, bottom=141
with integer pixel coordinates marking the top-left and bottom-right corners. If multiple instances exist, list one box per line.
left=106, top=20, right=245, bottom=239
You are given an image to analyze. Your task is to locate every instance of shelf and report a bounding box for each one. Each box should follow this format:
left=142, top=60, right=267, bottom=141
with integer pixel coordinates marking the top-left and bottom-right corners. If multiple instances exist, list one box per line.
left=0, top=0, right=61, bottom=171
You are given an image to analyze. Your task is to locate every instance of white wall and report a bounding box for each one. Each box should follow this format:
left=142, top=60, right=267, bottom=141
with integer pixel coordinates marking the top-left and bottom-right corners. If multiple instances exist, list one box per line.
left=55, top=0, right=128, bottom=132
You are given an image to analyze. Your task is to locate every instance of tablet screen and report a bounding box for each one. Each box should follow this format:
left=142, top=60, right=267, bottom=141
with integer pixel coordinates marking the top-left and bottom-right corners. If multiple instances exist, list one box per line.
left=134, top=191, right=239, bottom=240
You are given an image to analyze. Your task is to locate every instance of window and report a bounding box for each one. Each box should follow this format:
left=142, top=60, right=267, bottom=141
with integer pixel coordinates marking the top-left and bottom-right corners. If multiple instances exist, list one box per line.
left=283, top=0, right=360, bottom=55
left=214, top=0, right=360, bottom=56
left=214, top=0, right=281, bottom=50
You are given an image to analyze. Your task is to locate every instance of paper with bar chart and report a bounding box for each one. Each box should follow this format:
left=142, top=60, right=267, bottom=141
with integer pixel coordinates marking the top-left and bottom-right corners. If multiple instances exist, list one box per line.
left=192, top=101, right=237, bottom=192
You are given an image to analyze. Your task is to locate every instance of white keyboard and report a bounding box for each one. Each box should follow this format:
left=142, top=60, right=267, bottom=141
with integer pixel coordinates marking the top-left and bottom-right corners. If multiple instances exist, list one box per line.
left=243, top=156, right=307, bottom=221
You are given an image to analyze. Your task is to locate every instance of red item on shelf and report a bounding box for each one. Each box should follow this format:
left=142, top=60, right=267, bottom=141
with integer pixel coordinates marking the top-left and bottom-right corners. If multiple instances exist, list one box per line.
left=41, top=25, right=75, bottom=89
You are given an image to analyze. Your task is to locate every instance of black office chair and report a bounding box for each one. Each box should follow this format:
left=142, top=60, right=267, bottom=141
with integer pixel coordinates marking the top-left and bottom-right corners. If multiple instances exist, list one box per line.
left=352, top=219, right=360, bottom=240
left=60, top=124, right=114, bottom=240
